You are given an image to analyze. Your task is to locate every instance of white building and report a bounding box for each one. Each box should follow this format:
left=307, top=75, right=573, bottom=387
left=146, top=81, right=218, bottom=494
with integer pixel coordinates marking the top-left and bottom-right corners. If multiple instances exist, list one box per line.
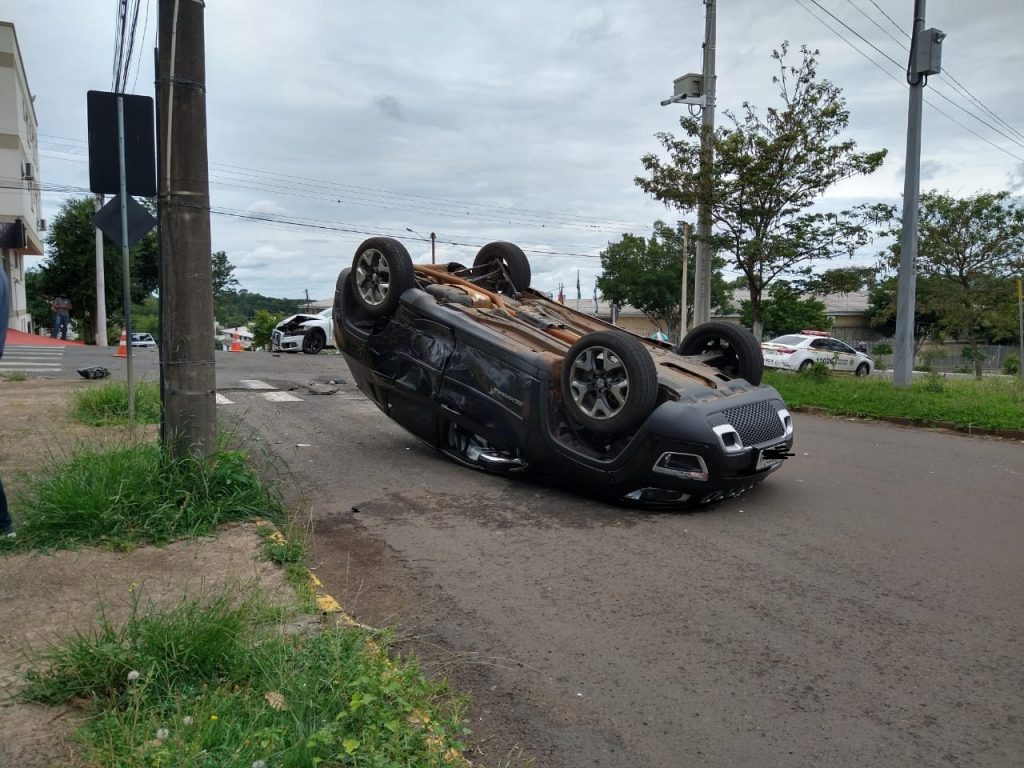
left=1, top=21, right=43, bottom=333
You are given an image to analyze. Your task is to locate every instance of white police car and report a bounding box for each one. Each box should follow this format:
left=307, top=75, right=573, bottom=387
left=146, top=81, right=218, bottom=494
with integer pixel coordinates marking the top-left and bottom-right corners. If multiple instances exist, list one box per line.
left=761, top=330, right=873, bottom=376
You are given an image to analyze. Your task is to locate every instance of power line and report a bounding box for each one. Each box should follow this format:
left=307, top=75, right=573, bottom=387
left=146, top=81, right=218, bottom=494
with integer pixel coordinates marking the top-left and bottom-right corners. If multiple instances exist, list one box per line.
left=792, top=0, right=1024, bottom=164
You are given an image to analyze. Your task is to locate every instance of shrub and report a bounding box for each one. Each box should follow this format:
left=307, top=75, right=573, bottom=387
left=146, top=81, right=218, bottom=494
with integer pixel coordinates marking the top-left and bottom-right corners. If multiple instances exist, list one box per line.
left=1003, top=354, right=1020, bottom=376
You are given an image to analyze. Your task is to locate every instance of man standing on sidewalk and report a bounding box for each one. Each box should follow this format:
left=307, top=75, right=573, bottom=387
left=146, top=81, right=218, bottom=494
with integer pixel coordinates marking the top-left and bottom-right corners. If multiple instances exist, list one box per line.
left=0, top=260, right=14, bottom=536
left=51, top=291, right=72, bottom=340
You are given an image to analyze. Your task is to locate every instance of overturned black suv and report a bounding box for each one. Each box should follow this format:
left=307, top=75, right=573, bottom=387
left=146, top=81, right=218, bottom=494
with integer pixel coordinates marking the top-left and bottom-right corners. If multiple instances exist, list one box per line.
left=333, top=237, right=794, bottom=507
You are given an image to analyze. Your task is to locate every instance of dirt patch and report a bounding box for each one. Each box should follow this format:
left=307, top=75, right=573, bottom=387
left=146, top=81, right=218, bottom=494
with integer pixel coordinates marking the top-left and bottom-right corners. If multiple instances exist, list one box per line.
left=0, top=380, right=294, bottom=768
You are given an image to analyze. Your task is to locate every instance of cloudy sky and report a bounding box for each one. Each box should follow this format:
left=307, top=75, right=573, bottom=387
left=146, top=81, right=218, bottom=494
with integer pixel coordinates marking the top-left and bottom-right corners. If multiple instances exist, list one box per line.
left=7, top=0, right=1024, bottom=301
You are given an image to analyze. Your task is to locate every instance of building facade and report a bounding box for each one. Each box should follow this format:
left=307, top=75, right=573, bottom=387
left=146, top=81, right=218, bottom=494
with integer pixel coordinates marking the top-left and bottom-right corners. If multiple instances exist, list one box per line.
left=0, top=21, right=42, bottom=333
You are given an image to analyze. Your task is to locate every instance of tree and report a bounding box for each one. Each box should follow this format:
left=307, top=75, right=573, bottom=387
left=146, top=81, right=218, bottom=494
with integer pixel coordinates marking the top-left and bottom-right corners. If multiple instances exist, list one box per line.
left=636, top=43, right=888, bottom=338
left=802, top=266, right=877, bottom=296
left=36, top=196, right=158, bottom=343
left=596, top=220, right=731, bottom=341
left=881, top=190, right=1024, bottom=375
left=739, top=280, right=828, bottom=337
left=249, top=309, right=282, bottom=351
left=212, top=250, right=239, bottom=296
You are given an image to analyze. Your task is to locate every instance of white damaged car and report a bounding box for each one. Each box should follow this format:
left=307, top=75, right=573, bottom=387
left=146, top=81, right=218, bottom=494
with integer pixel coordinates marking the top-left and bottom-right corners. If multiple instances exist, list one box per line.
left=272, top=308, right=334, bottom=354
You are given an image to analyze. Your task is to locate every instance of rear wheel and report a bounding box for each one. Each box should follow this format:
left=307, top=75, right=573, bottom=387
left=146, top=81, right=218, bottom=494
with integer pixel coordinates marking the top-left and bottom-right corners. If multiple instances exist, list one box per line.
left=302, top=329, right=326, bottom=354
left=561, top=331, right=658, bottom=434
left=798, top=359, right=814, bottom=373
left=472, top=241, right=531, bottom=295
left=350, top=237, right=415, bottom=318
left=677, top=321, right=764, bottom=385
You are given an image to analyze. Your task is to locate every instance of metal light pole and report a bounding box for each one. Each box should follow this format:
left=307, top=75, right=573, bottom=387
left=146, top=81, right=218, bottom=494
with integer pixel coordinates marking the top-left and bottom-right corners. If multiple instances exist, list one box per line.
left=893, top=0, right=945, bottom=387
left=405, top=227, right=436, bottom=264
left=680, top=222, right=689, bottom=341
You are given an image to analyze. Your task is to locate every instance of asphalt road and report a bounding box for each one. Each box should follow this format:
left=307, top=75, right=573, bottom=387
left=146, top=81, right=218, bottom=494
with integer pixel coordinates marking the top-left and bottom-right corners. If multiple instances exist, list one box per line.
left=25, top=345, right=1024, bottom=766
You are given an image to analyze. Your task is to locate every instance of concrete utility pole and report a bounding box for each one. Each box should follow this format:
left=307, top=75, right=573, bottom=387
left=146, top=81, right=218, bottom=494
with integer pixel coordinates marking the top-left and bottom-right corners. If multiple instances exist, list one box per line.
left=93, top=194, right=108, bottom=346
left=694, top=0, right=717, bottom=327
left=679, top=222, right=689, bottom=341
left=894, top=0, right=945, bottom=387
left=158, top=0, right=216, bottom=457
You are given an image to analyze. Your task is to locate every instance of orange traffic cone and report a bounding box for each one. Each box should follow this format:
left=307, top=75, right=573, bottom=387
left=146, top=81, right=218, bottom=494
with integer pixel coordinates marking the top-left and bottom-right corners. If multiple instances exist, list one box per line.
left=229, top=332, right=243, bottom=353
left=114, top=329, right=128, bottom=358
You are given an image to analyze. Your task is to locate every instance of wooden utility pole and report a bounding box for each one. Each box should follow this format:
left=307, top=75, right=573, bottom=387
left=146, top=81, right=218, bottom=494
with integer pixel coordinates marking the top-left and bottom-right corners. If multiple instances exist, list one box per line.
left=157, top=0, right=216, bottom=457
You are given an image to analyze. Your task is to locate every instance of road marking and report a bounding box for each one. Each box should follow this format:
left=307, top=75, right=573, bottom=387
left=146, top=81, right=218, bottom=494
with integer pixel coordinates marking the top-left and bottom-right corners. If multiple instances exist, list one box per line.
left=263, top=391, right=302, bottom=402
left=1, top=347, right=65, bottom=372
left=215, top=393, right=234, bottom=405
left=239, top=379, right=274, bottom=389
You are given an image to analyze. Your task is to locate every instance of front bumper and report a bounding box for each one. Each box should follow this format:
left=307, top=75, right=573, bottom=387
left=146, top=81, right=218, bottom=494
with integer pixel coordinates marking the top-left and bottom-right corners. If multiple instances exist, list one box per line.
left=271, top=329, right=305, bottom=352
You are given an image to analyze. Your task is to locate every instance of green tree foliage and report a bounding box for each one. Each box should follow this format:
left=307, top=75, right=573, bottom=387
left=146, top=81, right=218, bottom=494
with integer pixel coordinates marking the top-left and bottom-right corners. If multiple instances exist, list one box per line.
left=212, top=250, right=240, bottom=297
left=881, top=190, right=1024, bottom=375
left=802, top=266, right=877, bottom=295
left=37, top=197, right=158, bottom=342
left=636, top=43, right=888, bottom=338
left=596, top=220, right=731, bottom=341
left=249, top=309, right=283, bottom=351
left=739, top=280, right=828, bottom=337
left=214, top=290, right=304, bottom=329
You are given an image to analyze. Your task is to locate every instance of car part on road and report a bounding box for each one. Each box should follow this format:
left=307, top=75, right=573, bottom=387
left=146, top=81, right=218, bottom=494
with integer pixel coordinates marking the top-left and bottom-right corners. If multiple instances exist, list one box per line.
left=77, top=366, right=111, bottom=379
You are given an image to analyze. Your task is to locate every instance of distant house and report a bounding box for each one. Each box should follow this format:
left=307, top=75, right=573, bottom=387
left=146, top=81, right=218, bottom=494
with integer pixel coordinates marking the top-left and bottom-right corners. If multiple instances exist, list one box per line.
left=0, top=21, right=44, bottom=334
left=217, top=325, right=254, bottom=349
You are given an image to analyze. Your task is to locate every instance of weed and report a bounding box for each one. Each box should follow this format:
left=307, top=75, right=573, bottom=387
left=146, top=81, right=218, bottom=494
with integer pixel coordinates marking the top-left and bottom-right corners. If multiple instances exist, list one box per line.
left=1003, top=354, right=1020, bottom=376
left=10, top=440, right=283, bottom=551
left=1, top=371, right=29, bottom=382
left=72, top=381, right=161, bottom=425
left=22, top=593, right=471, bottom=767
left=922, top=370, right=945, bottom=393
left=799, top=360, right=832, bottom=381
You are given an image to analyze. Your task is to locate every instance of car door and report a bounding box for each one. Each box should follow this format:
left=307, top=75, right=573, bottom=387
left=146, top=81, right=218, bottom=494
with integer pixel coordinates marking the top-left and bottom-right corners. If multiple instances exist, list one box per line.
left=809, top=338, right=833, bottom=366
left=829, top=339, right=857, bottom=371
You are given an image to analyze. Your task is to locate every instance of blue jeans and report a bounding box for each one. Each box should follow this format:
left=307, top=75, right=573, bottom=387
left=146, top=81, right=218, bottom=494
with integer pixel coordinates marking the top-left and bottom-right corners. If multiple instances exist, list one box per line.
left=53, top=311, right=69, bottom=340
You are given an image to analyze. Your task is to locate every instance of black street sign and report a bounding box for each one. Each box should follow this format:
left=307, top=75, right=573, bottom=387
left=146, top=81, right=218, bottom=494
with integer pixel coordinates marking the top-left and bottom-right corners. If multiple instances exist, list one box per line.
left=87, top=91, right=157, bottom=197
left=92, top=195, right=157, bottom=248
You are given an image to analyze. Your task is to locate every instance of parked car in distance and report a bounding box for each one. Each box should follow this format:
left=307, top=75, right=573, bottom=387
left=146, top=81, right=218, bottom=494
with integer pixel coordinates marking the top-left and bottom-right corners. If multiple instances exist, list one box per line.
left=334, top=237, right=795, bottom=508
left=762, top=330, right=873, bottom=376
left=272, top=308, right=334, bottom=354
left=130, top=332, right=157, bottom=347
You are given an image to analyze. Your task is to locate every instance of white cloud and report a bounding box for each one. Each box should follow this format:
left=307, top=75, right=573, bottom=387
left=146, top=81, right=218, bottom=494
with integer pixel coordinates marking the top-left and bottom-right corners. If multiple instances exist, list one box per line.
left=7, top=0, right=1024, bottom=301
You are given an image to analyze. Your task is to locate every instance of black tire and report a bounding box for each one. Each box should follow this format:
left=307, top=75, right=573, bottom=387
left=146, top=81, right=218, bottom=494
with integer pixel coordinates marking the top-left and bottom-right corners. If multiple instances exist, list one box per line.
left=855, top=362, right=870, bottom=377
left=472, top=241, right=531, bottom=295
left=561, top=331, right=658, bottom=434
left=677, top=321, right=764, bottom=385
left=798, top=359, right=814, bottom=373
left=350, top=237, right=416, bottom=318
left=302, top=329, right=326, bottom=355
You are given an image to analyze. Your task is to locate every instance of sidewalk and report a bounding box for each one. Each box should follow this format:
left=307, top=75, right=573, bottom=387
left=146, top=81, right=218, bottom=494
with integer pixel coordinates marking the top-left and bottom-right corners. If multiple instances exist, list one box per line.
left=4, top=329, right=86, bottom=347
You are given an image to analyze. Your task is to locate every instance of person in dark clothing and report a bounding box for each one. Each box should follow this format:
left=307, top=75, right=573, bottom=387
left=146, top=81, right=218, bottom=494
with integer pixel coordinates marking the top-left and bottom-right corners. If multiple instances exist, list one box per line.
left=51, top=292, right=72, bottom=340
left=0, top=261, right=14, bottom=536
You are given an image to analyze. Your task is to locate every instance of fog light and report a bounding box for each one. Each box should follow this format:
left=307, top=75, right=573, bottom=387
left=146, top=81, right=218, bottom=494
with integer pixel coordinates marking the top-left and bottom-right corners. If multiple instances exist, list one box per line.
left=653, top=452, right=709, bottom=481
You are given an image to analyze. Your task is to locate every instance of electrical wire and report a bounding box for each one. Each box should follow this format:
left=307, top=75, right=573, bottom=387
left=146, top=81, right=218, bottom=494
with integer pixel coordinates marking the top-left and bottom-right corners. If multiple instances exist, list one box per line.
left=792, top=0, right=1024, bottom=164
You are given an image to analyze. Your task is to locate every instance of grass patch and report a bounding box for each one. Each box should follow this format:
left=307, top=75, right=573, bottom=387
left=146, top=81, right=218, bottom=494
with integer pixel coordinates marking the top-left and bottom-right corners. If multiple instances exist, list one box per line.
left=71, top=380, right=161, bottom=425
left=22, top=593, right=471, bottom=767
left=765, top=370, right=1024, bottom=431
left=1, top=371, right=29, bottom=382
left=6, top=442, right=282, bottom=551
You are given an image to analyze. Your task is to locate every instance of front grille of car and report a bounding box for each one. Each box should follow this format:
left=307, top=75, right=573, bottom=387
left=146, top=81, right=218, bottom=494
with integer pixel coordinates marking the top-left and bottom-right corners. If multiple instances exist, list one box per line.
left=708, top=400, right=785, bottom=446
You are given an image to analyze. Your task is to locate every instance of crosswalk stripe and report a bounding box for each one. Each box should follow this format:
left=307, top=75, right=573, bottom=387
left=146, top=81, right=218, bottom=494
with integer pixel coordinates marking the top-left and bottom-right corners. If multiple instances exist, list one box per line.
left=262, top=391, right=302, bottom=402
left=239, top=379, right=274, bottom=390
left=215, top=393, right=234, bottom=405
left=1, top=361, right=61, bottom=367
